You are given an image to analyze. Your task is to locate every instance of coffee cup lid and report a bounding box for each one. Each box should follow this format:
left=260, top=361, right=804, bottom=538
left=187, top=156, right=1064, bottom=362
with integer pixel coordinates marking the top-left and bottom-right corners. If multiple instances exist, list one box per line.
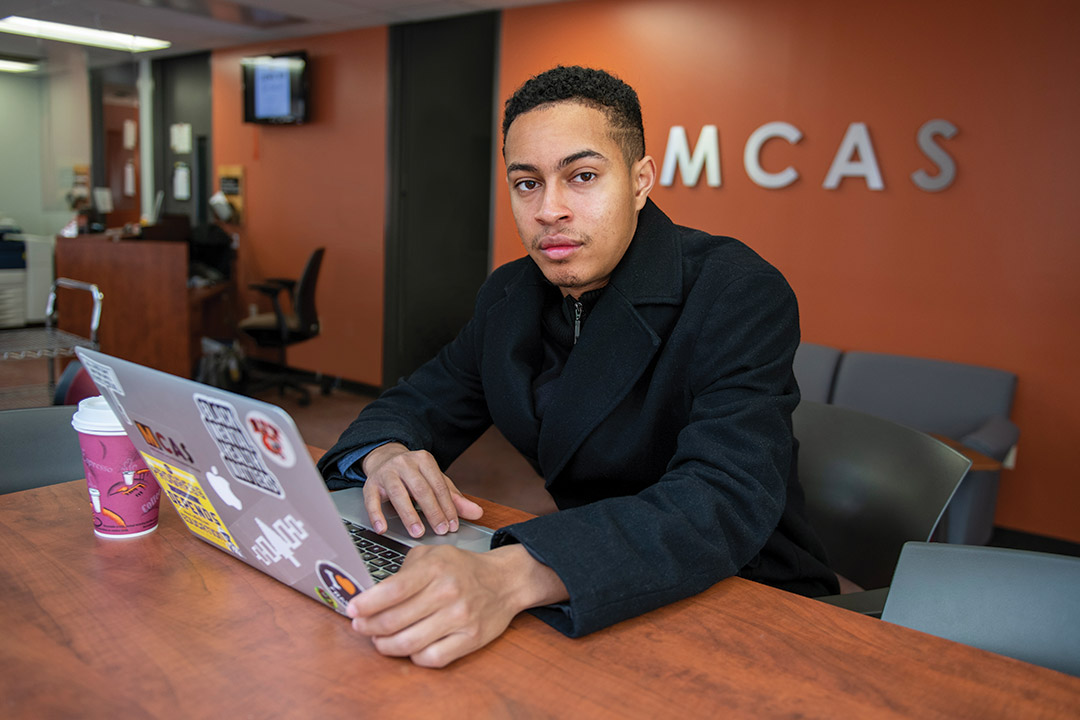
left=71, top=396, right=125, bottom=435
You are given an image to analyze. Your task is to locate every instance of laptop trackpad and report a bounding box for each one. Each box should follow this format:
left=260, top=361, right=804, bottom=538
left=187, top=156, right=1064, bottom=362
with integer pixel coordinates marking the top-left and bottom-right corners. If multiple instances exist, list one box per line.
left=331, top=487, right=495, bottom=554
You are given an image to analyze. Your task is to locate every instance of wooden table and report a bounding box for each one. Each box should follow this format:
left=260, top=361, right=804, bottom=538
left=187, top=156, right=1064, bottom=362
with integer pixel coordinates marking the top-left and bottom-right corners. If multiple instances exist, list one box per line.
left=2, top=480, right=1077, bottom=719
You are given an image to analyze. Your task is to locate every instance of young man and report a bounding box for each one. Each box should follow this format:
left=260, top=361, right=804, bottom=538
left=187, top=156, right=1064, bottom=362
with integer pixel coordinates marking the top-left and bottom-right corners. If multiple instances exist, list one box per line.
left=318, top=66, right=838, bottom=667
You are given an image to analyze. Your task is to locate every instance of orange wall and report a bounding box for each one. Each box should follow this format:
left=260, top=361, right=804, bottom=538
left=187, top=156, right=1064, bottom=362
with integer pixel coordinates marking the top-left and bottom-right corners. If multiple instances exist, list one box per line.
left=211, top=27, right=388, bottom=386
left=496, top=0, right=1080, bottom=542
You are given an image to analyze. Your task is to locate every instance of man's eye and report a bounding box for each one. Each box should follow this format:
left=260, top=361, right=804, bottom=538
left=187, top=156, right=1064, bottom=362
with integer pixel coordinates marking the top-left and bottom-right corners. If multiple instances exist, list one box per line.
left=574, top=171, right=596, bottom=183
left=515, top=179, right=539, bottom=191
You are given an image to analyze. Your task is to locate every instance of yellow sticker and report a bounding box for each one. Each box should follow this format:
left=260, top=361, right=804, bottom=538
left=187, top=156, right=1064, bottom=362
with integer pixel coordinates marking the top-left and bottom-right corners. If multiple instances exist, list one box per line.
left=141, top=452, right=242, bottom=556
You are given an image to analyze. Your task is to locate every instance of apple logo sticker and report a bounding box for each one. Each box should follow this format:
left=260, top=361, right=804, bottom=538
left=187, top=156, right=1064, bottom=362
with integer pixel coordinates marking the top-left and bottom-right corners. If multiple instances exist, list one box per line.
left=206, top=465, right=243, bottom=510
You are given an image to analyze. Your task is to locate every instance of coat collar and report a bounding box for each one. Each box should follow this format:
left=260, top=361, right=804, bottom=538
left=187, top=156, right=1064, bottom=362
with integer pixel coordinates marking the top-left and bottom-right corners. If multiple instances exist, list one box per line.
left=485, top=199, right=686, bottom=482
left=607, top=198, right=683, bottom=306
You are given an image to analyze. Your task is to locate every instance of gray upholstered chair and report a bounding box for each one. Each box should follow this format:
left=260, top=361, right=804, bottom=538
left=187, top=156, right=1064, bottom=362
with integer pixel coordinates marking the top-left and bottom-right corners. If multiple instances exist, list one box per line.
left=830, top=351, right=1018, bottom=545
left=793, top=401, right=971, bottom=615
left=0, top=405, right=85, bottom=494
left=792, top=341, right=842, bottom=404
left=882, top=542, right=1080, bottom=676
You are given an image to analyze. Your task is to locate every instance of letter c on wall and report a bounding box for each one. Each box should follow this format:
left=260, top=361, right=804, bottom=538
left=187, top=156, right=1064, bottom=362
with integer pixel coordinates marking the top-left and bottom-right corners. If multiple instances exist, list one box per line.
left=744, top=122, right=803, bottom=189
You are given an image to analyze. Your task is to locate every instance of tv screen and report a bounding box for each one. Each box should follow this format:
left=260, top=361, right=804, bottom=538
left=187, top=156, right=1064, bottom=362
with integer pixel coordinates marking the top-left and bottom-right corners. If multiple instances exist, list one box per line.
left=241, top=52, right=309, bottom=125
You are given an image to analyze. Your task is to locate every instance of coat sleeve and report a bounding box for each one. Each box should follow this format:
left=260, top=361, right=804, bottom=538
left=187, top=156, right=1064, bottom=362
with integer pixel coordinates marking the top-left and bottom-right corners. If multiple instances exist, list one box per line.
left=492, top=269, right=803, bottom=637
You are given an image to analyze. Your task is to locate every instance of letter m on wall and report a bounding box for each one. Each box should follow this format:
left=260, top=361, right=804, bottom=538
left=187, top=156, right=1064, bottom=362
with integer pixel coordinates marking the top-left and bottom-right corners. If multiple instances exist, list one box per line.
left=660, top=126, right=721, bottom=187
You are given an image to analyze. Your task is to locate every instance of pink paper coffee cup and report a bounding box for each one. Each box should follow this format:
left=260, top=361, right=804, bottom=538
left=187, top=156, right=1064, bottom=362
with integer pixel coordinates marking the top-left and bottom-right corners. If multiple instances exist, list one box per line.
left=72, top=396, right=161, bottom=538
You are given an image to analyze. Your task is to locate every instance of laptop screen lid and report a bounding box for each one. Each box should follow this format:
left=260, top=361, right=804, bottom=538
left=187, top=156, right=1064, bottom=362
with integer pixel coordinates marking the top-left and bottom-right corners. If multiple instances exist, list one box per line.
left=74, top=348, right=492, bottom=616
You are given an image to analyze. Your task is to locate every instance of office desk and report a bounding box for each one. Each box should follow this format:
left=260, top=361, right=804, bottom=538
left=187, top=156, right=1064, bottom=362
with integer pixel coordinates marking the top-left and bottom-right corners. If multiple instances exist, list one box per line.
left=55, top=235, right=234, bottom=378
left=2, top=480, right=1077, bottom=719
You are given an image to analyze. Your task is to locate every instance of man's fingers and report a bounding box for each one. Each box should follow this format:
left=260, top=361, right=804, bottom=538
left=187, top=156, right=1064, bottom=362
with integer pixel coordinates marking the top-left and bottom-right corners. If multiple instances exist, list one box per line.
left=369, top=613, right=472, bottom=668
left=362, top=447, right=471, bottom=536
left=445, top=478, right=485, bottom=521
left=405, top=463, right=460, bottom=534
left=383, top=480, right=427, bottom=538
left=362, top=482, right=389, bottom=534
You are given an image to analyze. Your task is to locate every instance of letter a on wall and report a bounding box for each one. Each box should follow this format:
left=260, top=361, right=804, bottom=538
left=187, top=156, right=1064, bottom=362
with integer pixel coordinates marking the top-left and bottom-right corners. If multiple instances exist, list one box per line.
left=823, top=122, right=884, bottom=191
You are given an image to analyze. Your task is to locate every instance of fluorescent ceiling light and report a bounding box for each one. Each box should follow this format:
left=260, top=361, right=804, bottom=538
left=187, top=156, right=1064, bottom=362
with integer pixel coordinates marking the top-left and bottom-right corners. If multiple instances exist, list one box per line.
left=0, top=58, right=38, bottom=73
left=0, top=16, right=171, bottom=53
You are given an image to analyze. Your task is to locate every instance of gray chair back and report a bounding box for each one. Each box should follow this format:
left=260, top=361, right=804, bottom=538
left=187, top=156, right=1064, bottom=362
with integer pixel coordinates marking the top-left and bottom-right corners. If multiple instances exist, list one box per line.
left=793, top=342, right=842, bottom=403
left=793, top=401, right=971, bottom=590
left=830, top=351, right=1016, bottom=440
left=0, top=406, right=85, bottom=494
left=882, top=542, right=1080, bottom=676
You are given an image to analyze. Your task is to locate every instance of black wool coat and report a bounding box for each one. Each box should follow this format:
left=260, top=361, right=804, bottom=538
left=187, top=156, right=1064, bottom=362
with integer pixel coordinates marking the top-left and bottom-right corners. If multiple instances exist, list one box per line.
left=318, top=199, right=838, bottom=636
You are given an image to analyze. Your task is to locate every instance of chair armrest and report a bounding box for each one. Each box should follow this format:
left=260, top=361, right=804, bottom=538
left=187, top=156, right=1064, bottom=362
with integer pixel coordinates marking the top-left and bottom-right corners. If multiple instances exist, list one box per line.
left=265, top=277, right=297, bottom=292
left=814, top=587, right=890, bottom=618
left=248, top=282, right=286, bottom=297
left=960, top=415, right=1019, bottom=461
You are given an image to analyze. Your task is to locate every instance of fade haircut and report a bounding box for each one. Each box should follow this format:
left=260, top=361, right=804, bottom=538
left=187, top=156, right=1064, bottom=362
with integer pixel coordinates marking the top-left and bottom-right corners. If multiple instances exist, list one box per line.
left=502, top=66, right=645, bottom=166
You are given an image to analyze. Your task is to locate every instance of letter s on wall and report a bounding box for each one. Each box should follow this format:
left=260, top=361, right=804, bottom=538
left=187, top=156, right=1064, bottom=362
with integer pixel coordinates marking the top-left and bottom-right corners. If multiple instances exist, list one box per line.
left=911, top=119, right=958, bottom=192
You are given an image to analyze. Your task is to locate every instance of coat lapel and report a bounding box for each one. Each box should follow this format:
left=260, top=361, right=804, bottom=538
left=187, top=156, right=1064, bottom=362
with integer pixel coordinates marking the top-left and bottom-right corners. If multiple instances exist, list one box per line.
left=536, top=200, right=683, bottom=481
left=480, top=263, right=546, bottom=455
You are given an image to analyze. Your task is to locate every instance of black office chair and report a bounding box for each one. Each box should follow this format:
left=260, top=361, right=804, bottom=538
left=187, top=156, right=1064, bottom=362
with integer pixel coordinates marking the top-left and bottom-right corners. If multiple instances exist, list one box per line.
left=793, top=401, right=972, bottom=615
left=0, top=406, right=85, bottom=494
left=882, top=542, right=1080, bottom=676
left=238, top=247, right=324, bottom=406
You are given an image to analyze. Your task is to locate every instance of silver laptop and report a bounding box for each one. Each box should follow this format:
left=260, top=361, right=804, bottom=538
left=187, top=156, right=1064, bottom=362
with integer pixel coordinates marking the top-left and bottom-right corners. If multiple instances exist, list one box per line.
left=75, top=347, right=494, bottom=615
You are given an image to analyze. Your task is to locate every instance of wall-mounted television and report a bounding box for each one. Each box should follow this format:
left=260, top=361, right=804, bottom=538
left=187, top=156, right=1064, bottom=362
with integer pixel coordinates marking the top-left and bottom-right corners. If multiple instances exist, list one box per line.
left=241, top=51, right=309, bottom=125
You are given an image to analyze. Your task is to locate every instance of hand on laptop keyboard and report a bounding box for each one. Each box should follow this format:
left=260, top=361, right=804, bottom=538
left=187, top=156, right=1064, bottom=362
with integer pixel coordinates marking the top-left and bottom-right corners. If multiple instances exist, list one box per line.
left=358, top=443, right=483, bottom=538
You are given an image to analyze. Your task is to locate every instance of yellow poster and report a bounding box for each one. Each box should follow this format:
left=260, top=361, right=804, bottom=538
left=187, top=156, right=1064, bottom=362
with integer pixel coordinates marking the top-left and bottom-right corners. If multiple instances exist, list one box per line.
left=141, top=453, right=242, bottom=556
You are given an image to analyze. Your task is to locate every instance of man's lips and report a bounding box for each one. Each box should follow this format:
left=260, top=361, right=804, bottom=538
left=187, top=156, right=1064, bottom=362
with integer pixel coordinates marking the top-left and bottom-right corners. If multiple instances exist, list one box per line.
left=538, top=235, right=581, bottom=260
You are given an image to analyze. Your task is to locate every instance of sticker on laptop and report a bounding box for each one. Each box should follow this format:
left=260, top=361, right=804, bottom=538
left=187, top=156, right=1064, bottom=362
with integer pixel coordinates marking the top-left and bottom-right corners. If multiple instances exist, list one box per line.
left=133, top=419, right=196, bottom=466
left=205, top=465, right=243, bottom=510
left=245, top=410, right=297, bottom=469
left=79, top=354, right=131, bottom=425
left=252, top=513, right=309, bottom=568
left=316, top=561, right=365, bottom=609
left=315, top=586, right=338, bottom=610
left=142, top=452, right=243, bottom=556
left=193, top=393, right=285, bottom=499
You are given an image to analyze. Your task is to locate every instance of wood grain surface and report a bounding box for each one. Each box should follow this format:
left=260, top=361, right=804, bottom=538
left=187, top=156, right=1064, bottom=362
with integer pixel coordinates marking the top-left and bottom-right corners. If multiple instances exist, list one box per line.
left=2, top=472, right=1077, bottom=719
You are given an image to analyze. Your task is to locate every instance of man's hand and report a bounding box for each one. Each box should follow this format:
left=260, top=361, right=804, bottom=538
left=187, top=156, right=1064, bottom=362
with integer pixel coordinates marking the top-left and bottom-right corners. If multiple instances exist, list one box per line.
left=346, top=543, right=568, bottom=668
left=360, top=443, right=483, bottom=538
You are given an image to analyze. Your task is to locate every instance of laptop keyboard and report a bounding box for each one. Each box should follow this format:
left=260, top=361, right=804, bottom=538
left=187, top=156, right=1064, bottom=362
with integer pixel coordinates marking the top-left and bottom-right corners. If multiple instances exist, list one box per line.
left=342, top=519, right=410, bottom=582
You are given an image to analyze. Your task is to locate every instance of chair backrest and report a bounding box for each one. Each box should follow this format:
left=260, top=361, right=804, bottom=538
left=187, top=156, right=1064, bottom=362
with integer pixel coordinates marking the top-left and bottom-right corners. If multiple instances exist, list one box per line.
left=882, top=542, right=1080, bottom=676
left=831, top=351, right=1017, bottom=439
left=294, top=247, right=325, bottom=335
left=793, top=401, right=972, bottom=590
left=53, top=360, right=99, bottom=406
left=793, top=342, right=842, bottom=403
left=0, top=406, right=85, bottom=494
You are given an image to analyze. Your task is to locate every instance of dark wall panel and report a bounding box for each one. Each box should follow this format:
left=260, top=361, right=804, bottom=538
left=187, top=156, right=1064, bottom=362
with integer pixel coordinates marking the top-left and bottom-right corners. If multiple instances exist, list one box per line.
left=383, top=12, right=498, bottom=387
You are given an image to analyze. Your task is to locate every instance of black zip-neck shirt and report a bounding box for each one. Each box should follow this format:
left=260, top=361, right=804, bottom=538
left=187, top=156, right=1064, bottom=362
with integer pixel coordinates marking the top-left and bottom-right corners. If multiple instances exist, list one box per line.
left=532, top=285, right=606, bottom=421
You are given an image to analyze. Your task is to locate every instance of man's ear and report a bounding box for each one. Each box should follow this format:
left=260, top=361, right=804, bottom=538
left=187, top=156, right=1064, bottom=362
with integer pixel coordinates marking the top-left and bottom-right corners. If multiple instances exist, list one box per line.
left=633, top=155, right=657, bottom=210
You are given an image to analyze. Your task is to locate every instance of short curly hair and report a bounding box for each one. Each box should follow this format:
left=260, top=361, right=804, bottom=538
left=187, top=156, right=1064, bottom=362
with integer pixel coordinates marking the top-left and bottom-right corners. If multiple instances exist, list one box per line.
left=502, top=66, right=645, bottom=165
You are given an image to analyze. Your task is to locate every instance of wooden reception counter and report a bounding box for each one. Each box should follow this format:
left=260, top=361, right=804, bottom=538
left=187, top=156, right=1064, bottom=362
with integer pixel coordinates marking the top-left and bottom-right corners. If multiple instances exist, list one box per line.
left=55, top=234, right=233, bottom=378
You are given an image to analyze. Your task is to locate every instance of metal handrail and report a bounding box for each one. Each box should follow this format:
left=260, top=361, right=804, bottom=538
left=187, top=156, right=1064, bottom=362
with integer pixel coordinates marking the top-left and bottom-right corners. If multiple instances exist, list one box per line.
left=45, top=278, right=104, bottom=345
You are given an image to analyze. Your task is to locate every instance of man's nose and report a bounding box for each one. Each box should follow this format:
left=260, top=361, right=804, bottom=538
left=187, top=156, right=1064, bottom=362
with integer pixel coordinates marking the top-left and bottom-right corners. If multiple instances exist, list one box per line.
left=535, top=185, right=571, bottom=225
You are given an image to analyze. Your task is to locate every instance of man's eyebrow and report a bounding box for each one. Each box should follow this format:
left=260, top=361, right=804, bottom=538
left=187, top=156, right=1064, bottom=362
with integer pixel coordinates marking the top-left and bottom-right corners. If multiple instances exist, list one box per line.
left=558, top=149, right=606, bottom=170
left=506, top=150, right=608, bottom=177
left=506, top=162, right=539, bottom=176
